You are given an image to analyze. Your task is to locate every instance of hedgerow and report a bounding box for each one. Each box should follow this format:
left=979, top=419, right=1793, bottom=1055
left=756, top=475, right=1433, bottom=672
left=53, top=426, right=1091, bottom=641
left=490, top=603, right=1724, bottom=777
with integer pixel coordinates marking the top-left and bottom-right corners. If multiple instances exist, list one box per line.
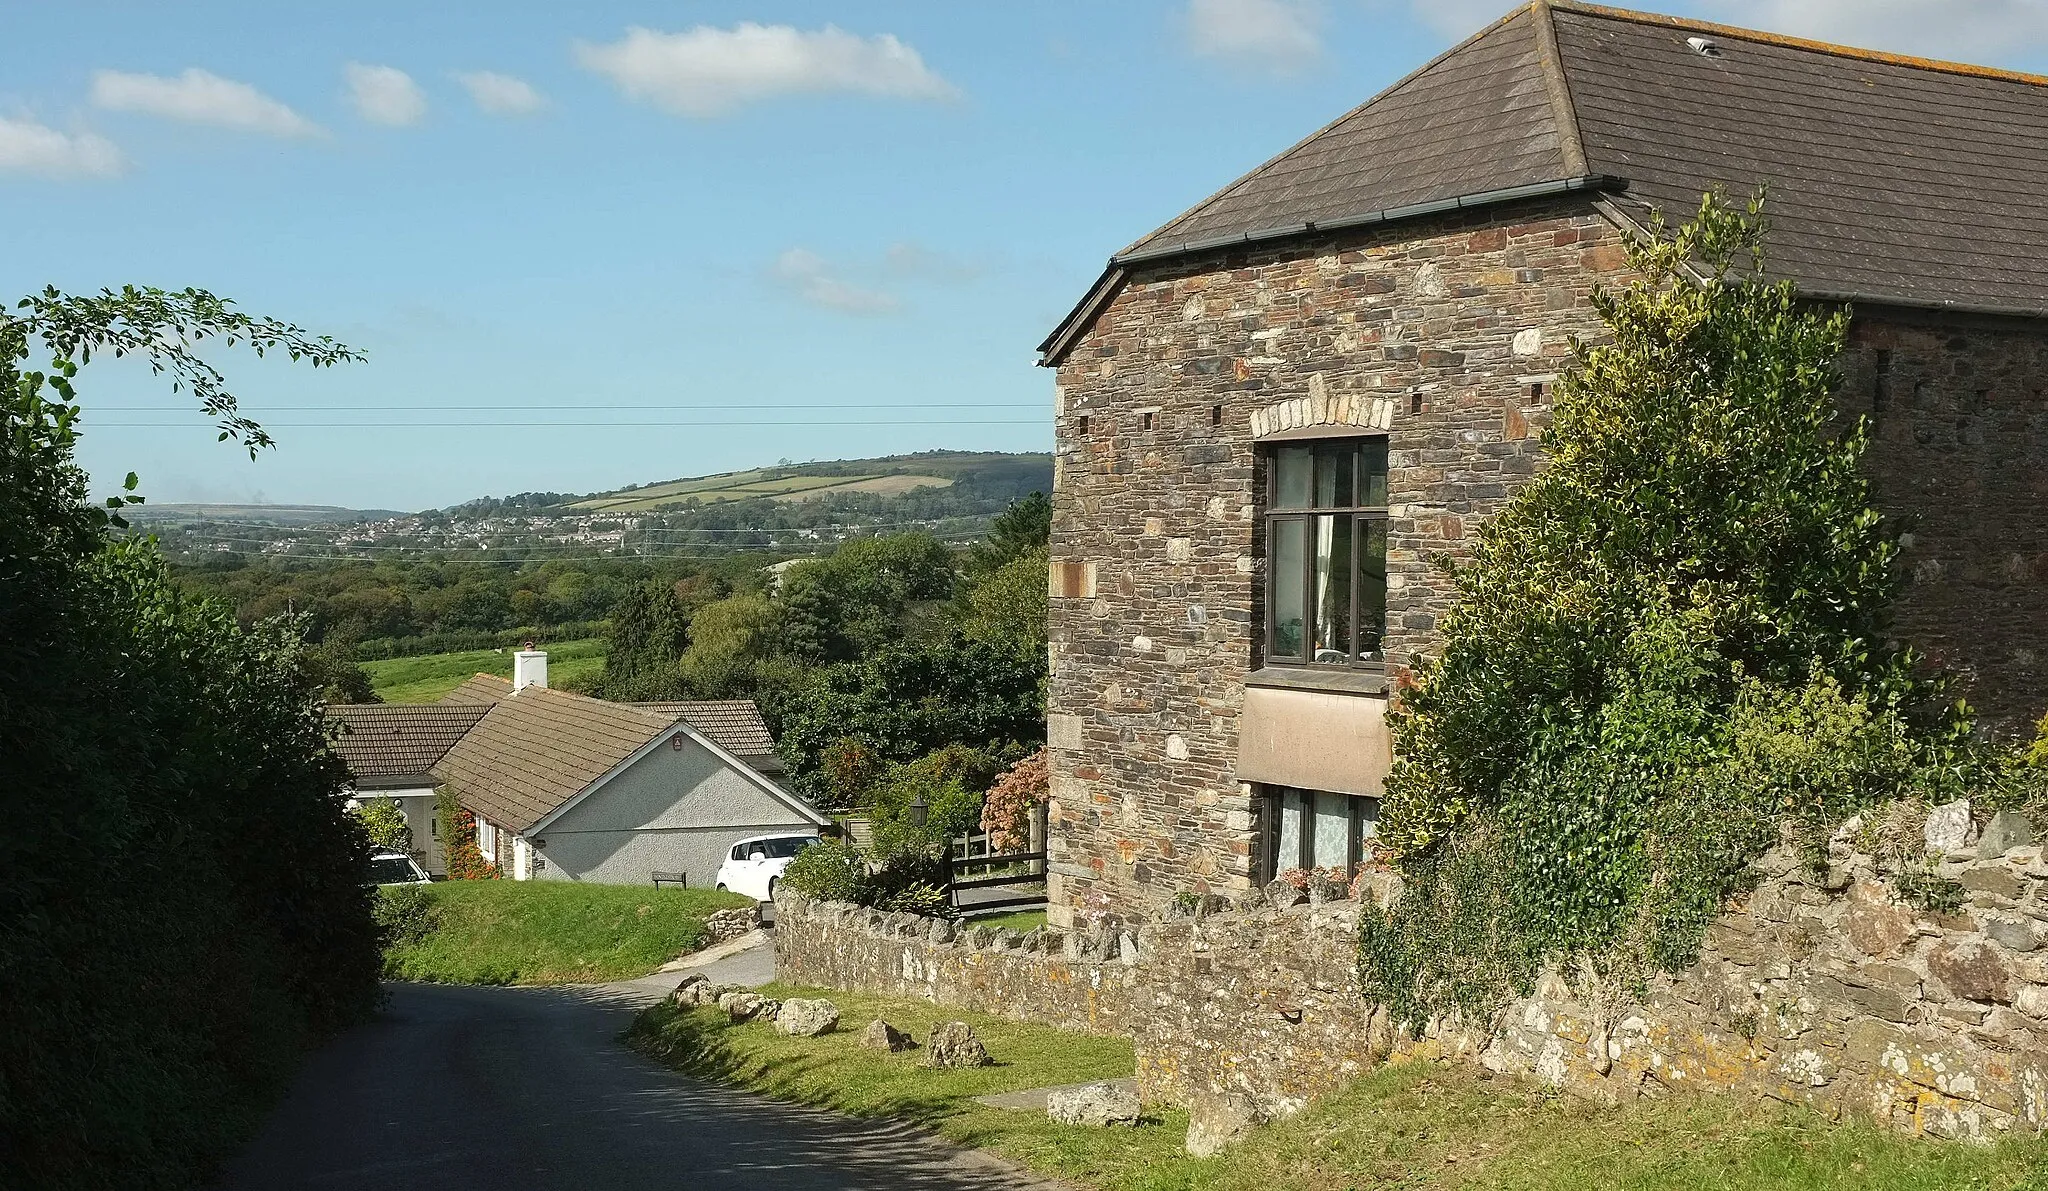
left=1360, top=195, right=1997, bottom=1032
left=1, top=287, right=380, bottom=1190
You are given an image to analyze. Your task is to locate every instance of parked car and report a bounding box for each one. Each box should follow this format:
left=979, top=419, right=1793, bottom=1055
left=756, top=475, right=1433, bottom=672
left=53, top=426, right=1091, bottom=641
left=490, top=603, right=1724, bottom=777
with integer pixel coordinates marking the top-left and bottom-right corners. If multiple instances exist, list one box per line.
left=368, top=849, right=431, bottom=886
left=714, top=833, right=820, bottom=901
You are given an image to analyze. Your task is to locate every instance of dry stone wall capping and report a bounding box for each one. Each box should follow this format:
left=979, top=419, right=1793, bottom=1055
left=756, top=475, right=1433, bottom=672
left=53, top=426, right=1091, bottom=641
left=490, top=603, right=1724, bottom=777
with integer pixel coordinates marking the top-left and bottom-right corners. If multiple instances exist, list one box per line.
left=777, top=830, right=2048, bottom=1140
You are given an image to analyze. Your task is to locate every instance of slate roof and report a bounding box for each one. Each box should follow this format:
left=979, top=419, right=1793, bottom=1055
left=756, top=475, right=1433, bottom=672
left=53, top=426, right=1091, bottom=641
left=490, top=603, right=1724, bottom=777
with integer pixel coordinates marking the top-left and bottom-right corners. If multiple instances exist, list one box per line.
left=326, top=703, right=491, bottom=786
left=431, top=687, right=676, bottom=835
left=1043, top=1, right=2048, bottom=361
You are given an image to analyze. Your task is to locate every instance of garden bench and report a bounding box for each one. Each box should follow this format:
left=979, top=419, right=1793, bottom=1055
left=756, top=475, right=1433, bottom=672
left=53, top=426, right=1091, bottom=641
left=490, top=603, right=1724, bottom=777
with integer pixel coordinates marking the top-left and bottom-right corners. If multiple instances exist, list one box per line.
left=650, top=870, right=688, bottom=889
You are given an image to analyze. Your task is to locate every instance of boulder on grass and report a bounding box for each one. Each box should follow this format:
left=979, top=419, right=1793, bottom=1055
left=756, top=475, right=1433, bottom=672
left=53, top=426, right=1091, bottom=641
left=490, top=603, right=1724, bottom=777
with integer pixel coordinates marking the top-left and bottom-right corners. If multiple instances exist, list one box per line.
left=774, top=998, right=841, bottom=1037
left=1047, top=1082, right=1141, bottom=1127
left=1185, top=1091, right=1266, bottom=1157
left=924, top=1021, right=992, bottom=1069
left=668, top=974, right=710, bottom=1006
left=861, top=1019, right=912, bottom=1052
left=719, top=992, right=766, bottom=1022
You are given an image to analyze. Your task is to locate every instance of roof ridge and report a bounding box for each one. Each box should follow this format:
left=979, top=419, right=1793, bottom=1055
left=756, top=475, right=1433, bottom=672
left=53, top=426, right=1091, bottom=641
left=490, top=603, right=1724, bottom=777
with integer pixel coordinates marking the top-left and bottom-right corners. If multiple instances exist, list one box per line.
left=1529, top=1, right=1587, bottom=174
left=1119, top=3, right=1552, bottom=257
left=1550, top=0, right=2048, bottom=89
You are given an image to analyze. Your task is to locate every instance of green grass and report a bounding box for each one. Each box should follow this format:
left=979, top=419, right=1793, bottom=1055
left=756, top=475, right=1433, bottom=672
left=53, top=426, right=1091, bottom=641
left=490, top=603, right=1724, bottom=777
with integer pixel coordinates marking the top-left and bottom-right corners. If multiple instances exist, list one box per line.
left=964, top=909, right=1048, bottom=933
left=362, top=637, right=607, bottom=703
left=568, top=468, right=951, bottom=513
left=382, top=881, right=750, bottom=985
left=629, top=986, right=2048, bottom=1191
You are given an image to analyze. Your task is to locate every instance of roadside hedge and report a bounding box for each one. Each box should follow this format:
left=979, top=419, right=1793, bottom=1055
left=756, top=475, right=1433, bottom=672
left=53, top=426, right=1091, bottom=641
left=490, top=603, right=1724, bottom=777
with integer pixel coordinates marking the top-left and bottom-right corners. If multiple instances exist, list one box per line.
left=0, top=289, right=382, bottom=1190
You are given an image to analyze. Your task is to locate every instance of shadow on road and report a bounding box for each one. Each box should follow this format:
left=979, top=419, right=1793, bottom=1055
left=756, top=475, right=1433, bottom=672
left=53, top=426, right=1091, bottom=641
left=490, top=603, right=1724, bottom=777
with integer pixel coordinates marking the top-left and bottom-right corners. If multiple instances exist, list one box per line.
left=214, top=981, right=1047, bottom=1191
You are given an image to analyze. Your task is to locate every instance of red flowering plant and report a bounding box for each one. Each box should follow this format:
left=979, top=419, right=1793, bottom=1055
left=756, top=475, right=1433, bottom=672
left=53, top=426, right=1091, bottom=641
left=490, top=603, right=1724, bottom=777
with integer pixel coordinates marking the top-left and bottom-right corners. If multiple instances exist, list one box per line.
left=979, top=748, right=1048, bottom=852
left=435, top=786, right=499, bottom=880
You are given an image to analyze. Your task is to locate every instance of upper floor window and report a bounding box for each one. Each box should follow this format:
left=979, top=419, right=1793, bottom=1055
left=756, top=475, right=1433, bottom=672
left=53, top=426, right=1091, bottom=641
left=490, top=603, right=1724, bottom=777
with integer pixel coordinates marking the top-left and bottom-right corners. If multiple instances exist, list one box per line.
left=1264, top=437, right=1388, bottom=667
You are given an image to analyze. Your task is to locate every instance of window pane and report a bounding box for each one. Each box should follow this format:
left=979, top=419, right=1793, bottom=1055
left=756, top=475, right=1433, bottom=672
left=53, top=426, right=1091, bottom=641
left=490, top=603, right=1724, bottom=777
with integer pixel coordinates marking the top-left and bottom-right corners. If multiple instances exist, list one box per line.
left=1277, top=790, right=1305, bottom=872
left=1361, top=438, right=1389, bottom=508
left=1313, top=792, right=1351, bottom=869
left=1356, top=797, right=1381, bottom=860
left=1275, top=446, right=1311, bottom=509
left=1313, top=514, right=1351, bottom=662
left=1270, top=518, right=1307, bottom=660
left=1358, top=519, right=1387, bottom=662
left=1315, top=441, right=1354, bottom=509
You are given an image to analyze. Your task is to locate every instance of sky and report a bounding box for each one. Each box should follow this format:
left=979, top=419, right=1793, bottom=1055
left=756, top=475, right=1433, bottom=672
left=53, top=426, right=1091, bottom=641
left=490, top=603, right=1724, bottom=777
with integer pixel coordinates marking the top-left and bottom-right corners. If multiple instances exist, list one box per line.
left=9, top=0, right=2048, bottom=512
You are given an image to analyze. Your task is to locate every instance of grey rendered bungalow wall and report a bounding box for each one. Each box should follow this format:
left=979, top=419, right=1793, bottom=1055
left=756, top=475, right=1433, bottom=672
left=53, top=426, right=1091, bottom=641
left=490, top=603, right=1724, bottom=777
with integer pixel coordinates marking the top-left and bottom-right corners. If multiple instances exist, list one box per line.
left=530, top=736, right=817, bottom=887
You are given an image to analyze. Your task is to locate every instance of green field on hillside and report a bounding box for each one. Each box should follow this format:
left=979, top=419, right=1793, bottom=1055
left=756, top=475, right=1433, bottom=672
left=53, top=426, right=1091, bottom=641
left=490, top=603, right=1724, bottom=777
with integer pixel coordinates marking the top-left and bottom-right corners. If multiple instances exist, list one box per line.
left=362, top=637, right=607, bottom=703
left=571, top=468, right=951, bottom=513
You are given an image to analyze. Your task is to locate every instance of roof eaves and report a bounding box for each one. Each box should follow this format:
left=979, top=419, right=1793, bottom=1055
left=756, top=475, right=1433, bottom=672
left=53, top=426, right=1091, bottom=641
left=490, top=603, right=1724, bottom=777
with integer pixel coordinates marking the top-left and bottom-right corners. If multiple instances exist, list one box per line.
left=1038, top=174, right=1628, bottom=367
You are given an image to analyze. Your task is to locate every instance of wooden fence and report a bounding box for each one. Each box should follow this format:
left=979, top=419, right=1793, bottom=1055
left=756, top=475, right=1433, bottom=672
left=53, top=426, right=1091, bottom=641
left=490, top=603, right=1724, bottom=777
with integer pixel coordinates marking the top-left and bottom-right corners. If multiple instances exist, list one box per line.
left=946, top=801, right=1048, bottom=914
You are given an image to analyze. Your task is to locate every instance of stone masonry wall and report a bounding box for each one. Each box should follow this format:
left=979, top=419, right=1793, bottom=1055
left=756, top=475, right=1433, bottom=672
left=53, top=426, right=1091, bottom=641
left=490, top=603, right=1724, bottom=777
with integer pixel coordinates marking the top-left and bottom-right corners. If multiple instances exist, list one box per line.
left=1046, top=197, right=1635, bottom=921
left=1049, top=199, right=2048, bottom=928
left=777, top=826, right=2048, bottom=1140
left=1838, top=316, right=2048, bottom=731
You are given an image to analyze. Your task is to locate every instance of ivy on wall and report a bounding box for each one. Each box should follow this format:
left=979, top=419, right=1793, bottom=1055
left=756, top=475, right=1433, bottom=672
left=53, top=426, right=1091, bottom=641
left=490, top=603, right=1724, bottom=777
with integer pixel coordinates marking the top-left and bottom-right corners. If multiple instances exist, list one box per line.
left=1360, top=193, right=2002, bottom=1031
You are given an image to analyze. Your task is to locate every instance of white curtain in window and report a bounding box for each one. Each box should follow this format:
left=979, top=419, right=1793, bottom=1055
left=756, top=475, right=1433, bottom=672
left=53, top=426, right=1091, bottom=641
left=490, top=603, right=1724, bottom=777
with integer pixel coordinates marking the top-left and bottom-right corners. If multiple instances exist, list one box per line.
left=1276, top=789, right=1305, bottom=871
left=1313, top=792, right=1351, bottom=869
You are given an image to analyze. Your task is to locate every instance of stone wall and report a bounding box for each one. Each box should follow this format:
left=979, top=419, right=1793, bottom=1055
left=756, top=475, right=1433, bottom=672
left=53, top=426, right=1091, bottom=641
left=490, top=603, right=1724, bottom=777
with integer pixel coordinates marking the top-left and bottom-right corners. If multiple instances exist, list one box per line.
left=1048, top=196, right=2048, bottom=926
left=776, top=826, right=2048, bottom=1140
left=1838, top=315, right=2048, bottom=731
left=1046, top=196, right=1635, bottom=920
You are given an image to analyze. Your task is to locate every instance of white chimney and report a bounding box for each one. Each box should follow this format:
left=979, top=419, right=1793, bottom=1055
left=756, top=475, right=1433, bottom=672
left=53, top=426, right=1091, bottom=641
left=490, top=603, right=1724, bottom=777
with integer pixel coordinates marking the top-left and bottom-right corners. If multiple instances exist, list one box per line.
left=512, top=646, right=548, bottom=692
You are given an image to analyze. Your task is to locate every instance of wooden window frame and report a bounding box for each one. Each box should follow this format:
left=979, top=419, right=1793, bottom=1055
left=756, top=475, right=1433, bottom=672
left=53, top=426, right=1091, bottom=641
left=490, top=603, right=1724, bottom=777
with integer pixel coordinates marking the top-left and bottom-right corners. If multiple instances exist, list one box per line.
left=1261, top=436, right=1388, bottom=671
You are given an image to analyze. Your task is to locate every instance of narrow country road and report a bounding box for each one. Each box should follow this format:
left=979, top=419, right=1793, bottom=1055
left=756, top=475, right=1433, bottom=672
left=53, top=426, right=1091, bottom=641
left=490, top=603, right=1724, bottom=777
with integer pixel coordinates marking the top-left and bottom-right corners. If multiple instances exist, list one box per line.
left=213, top=978, right=1046, bottom=1191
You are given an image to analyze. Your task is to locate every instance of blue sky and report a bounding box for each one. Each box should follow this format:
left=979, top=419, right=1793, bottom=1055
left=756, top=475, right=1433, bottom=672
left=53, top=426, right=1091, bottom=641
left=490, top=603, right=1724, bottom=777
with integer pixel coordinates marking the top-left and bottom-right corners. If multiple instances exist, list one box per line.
left=8, top=0, right=2047, bottom=511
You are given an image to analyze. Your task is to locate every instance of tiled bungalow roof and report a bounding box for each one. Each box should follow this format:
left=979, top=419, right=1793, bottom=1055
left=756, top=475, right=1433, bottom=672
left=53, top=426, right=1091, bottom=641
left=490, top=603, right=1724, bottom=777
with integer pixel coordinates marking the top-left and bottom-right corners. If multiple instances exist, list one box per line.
left=628, top=700, right=780, bottom=761
left=1042, top=1, right=2048, bottom=362
left=431, top=687, right=676, bottom=835
left=325, top=703, right=492, bottom=786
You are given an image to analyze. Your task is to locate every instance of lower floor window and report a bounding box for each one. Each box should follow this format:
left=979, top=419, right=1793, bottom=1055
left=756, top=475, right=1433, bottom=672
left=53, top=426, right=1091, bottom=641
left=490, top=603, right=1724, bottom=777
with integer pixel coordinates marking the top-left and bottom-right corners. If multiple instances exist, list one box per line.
left=1258, top=786, right=1379, bottom=880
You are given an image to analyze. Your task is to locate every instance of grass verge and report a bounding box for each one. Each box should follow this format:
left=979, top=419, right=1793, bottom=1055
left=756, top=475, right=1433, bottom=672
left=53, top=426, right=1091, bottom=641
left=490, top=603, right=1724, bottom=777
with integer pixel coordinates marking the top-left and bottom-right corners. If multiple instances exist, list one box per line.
left=964, top=909, right=1048, bottom=933
left=628, top=986, right=2048, bottom=1191
left=363, top=637, right=606, bottom=703
left=381, top=881, right=749, bottom=985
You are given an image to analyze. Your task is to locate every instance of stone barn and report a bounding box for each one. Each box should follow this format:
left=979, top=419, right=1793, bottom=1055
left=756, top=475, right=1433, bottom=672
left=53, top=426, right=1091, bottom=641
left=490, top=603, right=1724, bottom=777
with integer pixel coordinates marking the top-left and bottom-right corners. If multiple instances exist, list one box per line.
left=1038, top=0, right=2048, bottom=924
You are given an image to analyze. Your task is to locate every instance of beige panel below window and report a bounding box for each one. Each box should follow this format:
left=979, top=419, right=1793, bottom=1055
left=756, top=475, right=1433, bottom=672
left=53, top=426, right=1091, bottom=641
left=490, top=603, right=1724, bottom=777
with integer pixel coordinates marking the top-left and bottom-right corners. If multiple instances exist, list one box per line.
left=1236, top=685, right=1392, bottom=797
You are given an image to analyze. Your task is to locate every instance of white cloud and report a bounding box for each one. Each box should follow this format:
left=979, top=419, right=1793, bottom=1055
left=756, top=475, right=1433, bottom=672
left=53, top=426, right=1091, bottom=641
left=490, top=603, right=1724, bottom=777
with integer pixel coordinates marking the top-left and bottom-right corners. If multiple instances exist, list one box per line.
left=455, top=70, right=546, bottom=115
left=90, top=68, right=319, bottom=137
left=1699, top=0, right=2048, bottom=62
left=1188, top=0, right=1324, bottom=73
left=346, top=63, right=427, bottom=126
left=884, top=241, right=982, bottom=282
left=0, top=116, right=124, bottom=179
left=772, top=248, right=902, bottom=315
left=573, top=23, right=958, bottom=117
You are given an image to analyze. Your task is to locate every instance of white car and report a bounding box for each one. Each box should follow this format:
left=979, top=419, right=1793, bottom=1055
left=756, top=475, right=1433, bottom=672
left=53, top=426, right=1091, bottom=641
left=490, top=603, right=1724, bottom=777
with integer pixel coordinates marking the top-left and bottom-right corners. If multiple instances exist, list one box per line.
left=368, top=849, right=431, bottom=886
left=714, top=833, right=820, bottom=902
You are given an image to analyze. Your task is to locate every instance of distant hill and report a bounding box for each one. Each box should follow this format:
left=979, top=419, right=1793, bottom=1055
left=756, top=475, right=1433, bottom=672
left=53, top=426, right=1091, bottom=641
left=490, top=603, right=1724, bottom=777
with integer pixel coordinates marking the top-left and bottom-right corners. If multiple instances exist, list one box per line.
left=133, top=503, right=406, bottom=526
left=557, top=451, right=1050, bottom=515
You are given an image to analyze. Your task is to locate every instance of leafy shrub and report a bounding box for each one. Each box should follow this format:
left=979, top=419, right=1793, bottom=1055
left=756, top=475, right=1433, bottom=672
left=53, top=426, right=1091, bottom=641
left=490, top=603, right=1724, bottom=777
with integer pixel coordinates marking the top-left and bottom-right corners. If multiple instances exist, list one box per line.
left=2, top=287, right=380, bottom=1191
left=1362, top=195, right=1983, bottom=1030
left=374, top=884, right=438, bottom=954
left=780, top=839, right=874, bottom=903
left=353, top=796, right=413, bottom=853
left=879, top=881, right=955, bottom=918
left=436, top=786, right=499, bottom=880
left=981, top=749, right=1048, bottom=852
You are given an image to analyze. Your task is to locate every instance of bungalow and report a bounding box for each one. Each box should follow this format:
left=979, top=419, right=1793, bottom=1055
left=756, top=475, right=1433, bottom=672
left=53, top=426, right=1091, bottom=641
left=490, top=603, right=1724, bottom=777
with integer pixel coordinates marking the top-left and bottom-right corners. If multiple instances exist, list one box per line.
left=1037, top=1, right=2048, bottom=923
left=327, top=648, right=824, bottom=884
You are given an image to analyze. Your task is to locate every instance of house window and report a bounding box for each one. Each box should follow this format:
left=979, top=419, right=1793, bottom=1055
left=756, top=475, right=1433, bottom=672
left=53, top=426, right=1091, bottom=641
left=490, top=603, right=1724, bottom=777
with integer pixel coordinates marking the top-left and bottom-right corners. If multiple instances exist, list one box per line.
left=1263, top=436, right=1388, bottom=666
left=1258, top=786, right=1379, bottom=880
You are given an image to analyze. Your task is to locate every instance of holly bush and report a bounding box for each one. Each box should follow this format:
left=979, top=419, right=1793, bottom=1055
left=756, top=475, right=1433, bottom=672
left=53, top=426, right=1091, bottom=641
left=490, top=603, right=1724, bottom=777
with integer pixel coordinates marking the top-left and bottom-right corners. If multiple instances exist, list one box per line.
left=1361, top=194, right=1989, bottom=1030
